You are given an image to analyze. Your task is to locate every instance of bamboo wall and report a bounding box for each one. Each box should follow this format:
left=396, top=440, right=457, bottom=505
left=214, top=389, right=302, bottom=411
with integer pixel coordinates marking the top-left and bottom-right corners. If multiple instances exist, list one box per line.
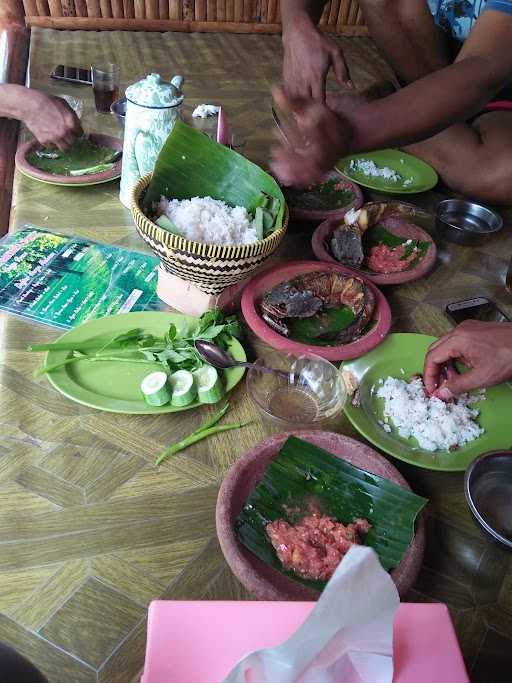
left=21, top=0, right=367, bottom=34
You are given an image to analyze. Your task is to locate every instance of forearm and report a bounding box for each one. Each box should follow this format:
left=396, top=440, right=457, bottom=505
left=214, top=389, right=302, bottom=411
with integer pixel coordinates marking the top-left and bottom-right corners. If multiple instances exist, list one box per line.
left=0, top=84, right=31, bottom=122
left=349, top=57, right=504, bottom=151
left=358, top=0, right=449, bottom=83
left=280, top=0, right=328, bottom=35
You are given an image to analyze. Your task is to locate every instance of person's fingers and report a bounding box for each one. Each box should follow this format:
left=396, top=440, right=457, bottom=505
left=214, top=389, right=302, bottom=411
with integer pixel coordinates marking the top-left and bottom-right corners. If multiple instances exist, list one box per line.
left=434, top=368, right=484, bottom=399
left=311, top=67, right=327, bottom=102
left=330, top=48, right=349, bottom=87
left=423, top=335, right=462, bottom=394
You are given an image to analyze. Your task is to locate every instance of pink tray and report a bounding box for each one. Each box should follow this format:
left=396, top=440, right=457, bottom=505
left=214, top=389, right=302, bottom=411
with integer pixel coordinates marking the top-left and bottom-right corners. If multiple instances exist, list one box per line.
left=241, top=260, right=392, bottom=361
left=141, top=601, right=469, bottom=683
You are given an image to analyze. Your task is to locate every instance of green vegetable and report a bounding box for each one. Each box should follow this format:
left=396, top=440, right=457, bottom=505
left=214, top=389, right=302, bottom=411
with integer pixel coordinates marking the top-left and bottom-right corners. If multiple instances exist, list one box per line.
left=236, top=436, right=428, bottom=590
left=193, top=365, right=224, bottom=404
left=155, top=402, right=252, bottom=464
left=169, top=369, right=197, bottom=406
left=141, top=371, right=171, bottom=406
left=143, top=121, right=285, bottom=233
left=155, top=215, right=182, bottom=235
left=69, top=162, right=115, bottom=176
left=30, top=311, right=244, bottom=378
left=254, top=207, right=264, bottom=241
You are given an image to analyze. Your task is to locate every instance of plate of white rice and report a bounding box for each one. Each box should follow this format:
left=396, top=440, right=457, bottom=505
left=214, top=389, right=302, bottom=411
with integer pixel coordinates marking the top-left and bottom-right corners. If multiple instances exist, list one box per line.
left=336, top=150, right=438, bottom=195
left=342, top=333, right=512, bottom=471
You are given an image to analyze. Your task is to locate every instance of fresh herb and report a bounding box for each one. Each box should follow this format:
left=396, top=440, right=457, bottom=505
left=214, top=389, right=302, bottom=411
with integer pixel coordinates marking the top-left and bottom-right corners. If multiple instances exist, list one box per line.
left=155, top=402, right=252, bottom=464
left=30, top=311, right=243, bottom=378
left=364, top=225, right=430, bottom=269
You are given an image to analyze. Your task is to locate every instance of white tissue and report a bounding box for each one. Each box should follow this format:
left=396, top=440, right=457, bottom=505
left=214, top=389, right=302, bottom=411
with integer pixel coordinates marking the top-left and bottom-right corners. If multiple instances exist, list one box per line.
left=192, top=104, right=220, bottom=118
left=222, top=545, right=399, bottom=683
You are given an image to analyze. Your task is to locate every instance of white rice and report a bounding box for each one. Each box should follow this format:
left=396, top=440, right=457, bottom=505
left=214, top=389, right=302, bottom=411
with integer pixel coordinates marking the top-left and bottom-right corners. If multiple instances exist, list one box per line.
left=157, top=196, right=258, bottom=245
left=376, top=377, right=485, bottom=452
left=349, top=158, right=402, bottom=183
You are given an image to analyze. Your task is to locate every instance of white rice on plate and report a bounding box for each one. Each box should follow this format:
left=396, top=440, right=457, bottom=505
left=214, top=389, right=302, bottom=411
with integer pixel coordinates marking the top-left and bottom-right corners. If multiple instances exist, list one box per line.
left=157, top=196, right=258, bottom=246
left=376, top=376, right=485, bottom=452
left=348, top=158, right=402, bottom=183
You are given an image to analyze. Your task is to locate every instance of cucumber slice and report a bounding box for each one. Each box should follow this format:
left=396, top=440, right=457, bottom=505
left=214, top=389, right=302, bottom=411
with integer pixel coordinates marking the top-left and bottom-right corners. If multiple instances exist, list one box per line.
left=141, top=371, right=171, bottom=407
left=261, top=209, right=274, bottom=234
left=156, top=215, right=182, bottom=235
left=268, top=196, right=280, bottom=220
left=254, top=207, right=264, bottom=241
left=193, top=365, right=225, bottom=404
left=169, top=369, right=197, bottom=407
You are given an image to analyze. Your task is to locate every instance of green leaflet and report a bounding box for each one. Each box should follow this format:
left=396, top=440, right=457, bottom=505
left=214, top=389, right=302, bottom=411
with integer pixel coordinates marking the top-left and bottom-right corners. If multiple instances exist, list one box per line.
left=236, top=436, right=428, bottom=591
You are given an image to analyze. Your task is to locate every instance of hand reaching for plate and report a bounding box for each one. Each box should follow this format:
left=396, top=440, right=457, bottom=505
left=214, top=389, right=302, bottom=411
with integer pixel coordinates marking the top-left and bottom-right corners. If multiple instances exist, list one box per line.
left=270, top=86, right=352, bottom=187
left=424, top=320, right=512, bottom=398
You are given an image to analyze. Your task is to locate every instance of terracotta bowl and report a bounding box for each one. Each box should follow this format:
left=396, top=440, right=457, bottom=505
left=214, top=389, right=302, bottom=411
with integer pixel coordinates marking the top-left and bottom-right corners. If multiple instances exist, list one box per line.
left=241, top=260, right=392, bottom=362
left=283, top=172, right=363, bottom=221
left=15, top=133, right=122, bottom=186
left=216, top=430, right=426, bottom=600
left=312, top=215, right=437, bottom=286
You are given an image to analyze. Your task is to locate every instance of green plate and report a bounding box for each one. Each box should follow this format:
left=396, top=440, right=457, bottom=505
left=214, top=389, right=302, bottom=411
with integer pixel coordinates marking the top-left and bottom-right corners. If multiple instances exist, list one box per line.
left=343, top=333, right=512, bottom=472
left=336, top=150, right=438, bottom=194
left=45, top=312, right=247, bottom=414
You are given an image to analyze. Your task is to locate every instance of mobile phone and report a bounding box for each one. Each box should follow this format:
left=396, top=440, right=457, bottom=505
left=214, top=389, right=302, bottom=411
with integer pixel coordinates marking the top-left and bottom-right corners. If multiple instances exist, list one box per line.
left=446, top=297, right=511, bottom=324
left=50, top=65, right=92, bottom=86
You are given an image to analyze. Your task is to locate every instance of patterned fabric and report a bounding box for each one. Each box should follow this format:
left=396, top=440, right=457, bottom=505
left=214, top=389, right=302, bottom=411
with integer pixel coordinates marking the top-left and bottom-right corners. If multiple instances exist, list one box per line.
left=428, top=0, right=512, bottom=41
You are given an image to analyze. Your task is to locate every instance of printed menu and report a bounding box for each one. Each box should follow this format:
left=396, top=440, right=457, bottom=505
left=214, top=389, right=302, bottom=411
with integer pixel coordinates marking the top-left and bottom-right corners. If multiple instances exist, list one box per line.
left=0, top=226, right=165, bottom=329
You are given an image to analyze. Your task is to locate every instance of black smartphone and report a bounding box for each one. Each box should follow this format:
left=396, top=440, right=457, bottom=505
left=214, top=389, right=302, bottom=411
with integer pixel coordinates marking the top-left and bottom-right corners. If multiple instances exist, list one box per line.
left=446, top=297, right=511, bottom=324
left=50, top=65, right=92, bottom=86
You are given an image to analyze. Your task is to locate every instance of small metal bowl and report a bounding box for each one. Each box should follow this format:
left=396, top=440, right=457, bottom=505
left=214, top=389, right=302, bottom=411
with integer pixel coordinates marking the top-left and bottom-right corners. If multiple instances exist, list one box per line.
left=436, top=199, right=502, bottom=245
left=465, top=450, right=512, bottom=549
left=110, top=97, right=126, bottom=129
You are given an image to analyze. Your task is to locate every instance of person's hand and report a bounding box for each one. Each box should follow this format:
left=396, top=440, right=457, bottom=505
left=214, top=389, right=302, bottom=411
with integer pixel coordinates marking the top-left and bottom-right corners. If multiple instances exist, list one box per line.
left=282, top=17, right=351, bottom=101
left=423, top=320, right=512, bottom=399
left=270, top=86, right=351, bottom=187
left=23, top=92, right=83, bottom=150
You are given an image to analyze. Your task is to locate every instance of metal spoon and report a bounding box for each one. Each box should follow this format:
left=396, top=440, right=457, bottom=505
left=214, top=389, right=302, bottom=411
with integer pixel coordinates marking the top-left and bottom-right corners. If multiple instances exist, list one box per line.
left=195, top=339, right=289, bottom=378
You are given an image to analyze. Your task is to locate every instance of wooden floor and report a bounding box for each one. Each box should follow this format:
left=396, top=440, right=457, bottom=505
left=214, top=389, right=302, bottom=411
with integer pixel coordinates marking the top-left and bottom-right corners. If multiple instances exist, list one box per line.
left=1, top=27, right=512, bottom=683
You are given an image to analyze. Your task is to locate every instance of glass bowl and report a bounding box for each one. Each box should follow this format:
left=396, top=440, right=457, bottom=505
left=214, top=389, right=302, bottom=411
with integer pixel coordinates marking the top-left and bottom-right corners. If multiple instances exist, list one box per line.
left=247, top=349, right=347, bottom=431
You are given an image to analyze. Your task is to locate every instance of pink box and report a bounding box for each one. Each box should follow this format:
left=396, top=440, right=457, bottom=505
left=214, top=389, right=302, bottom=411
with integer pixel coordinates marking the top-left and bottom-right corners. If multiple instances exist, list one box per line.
left=141, top=601, right=469, bottom=683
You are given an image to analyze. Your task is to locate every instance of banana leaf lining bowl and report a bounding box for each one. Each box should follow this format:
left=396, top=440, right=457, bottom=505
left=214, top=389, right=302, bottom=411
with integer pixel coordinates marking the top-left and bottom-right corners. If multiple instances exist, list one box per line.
left=216, top=430, right=426, bottom=600
left=130, top=122, right=288, bottom=295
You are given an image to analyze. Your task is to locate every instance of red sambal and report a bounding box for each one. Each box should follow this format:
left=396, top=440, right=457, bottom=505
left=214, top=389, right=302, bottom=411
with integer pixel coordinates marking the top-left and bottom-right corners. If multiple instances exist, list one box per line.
left=367, top=243, right=418, bottom=273
left=266, top=503, right=371, bottom=581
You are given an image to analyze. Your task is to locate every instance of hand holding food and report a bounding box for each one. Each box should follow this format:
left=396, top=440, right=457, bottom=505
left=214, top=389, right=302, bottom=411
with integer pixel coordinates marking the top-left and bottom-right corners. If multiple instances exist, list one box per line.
left=424, top=320, right=512, bottom=399
left=23, top=91, right=83, bottom=151
left=282, top=16, right=351, bottom=100
left=270, top=86, right=351, bottom=187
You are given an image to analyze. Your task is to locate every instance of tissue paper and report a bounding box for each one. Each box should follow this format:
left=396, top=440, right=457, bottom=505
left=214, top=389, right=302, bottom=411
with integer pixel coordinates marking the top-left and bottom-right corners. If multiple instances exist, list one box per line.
left=223, top=545, right=399, bottom=683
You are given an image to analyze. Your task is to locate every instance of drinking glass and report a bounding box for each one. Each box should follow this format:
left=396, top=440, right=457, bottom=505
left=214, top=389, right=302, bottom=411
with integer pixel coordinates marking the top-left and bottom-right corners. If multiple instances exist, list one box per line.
left=91, top=63, right=120, bottom=113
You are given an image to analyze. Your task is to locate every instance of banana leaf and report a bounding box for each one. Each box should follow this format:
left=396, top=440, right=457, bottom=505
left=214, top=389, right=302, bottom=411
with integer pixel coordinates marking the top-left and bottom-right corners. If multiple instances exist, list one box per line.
left=28, top=139, right=118, bottom=176
left=143, top=121, right=285, bottom=233
left=236, top=436, right=427, bottom=591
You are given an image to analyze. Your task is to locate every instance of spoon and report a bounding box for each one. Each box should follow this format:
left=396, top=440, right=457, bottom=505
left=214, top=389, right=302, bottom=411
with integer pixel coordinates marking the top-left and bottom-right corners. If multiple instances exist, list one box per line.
left=195, top=340, right=289, bottom=378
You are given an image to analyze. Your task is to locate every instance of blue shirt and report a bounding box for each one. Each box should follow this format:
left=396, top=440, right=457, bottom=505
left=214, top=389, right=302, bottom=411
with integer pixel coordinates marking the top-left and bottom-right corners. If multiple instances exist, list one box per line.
left=428, top=0, right=512, bottom=41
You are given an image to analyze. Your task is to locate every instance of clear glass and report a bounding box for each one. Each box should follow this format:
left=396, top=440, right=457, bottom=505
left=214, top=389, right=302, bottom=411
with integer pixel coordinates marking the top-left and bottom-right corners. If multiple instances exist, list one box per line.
left=247, top=349, right=347, bottom=432
left=91, top=63, right=120, bottom=113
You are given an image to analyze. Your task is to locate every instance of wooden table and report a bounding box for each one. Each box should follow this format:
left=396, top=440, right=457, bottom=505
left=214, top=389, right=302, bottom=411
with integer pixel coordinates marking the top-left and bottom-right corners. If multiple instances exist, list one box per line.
left=2, top=27, right=512, bottom=683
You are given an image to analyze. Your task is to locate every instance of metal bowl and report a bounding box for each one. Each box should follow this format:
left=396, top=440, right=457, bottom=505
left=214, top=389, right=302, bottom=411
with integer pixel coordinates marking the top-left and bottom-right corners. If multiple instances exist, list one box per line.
left=110, top=97, right=126, bottom=129
left=435, top=199, right=502, bottom=245
left=465, top=450, right=512, bottom=549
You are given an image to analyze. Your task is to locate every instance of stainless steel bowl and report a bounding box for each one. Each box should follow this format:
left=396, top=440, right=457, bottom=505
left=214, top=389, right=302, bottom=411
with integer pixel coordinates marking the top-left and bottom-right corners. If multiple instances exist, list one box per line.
left=465, top=450, right=512, bottom=549
left=110, top=97, right=126, bottom=129
left=436, top=199, right=502, bottom=245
